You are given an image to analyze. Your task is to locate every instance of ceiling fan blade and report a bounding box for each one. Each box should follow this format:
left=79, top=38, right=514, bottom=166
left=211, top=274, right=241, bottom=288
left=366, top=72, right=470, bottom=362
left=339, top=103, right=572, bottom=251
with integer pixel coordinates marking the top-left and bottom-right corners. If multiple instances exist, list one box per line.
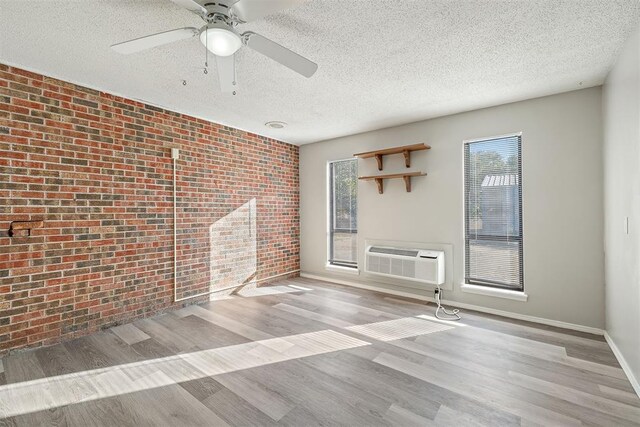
left=231, top=0, right=304, bottom=22
left=169, top=0, right=207, bottom=14
left=243, top=32, right=317, bottom=77
left=111, top=27, right=199, bottom=54
left=215, top=54, right=237, bottom=94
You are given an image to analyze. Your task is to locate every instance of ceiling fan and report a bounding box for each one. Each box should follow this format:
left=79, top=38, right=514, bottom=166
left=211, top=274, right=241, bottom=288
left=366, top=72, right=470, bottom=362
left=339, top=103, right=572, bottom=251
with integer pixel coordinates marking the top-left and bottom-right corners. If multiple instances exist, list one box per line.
left=111, top=0, right=317, bottom=95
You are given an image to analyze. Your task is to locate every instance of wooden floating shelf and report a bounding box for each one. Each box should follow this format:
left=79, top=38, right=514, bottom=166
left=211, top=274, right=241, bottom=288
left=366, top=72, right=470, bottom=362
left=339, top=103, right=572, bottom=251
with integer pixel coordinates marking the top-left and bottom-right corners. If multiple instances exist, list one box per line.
left=354, top=143, right=430, bottom=171
left=359, top=172, right=426, bottom=194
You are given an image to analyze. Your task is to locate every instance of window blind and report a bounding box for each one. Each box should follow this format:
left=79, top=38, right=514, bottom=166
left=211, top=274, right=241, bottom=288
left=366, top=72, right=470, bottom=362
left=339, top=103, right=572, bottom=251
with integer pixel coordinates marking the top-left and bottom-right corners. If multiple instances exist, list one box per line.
left=329, top=159, right=358, bottom=267
left=464, top=134, right=523, bottom=290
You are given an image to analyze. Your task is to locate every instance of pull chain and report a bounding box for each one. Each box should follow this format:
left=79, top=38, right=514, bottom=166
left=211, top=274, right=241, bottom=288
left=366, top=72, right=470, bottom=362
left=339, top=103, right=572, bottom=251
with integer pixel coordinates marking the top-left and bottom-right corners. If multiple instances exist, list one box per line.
left=204, top=25, right=209, bottom=74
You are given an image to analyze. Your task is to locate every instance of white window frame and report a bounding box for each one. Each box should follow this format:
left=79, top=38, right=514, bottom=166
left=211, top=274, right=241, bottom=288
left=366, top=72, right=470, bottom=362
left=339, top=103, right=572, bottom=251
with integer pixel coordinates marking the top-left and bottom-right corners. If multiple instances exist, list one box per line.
left=461, top=132, right=525, bottom=296
left=326, top=158, right=358, bottom=271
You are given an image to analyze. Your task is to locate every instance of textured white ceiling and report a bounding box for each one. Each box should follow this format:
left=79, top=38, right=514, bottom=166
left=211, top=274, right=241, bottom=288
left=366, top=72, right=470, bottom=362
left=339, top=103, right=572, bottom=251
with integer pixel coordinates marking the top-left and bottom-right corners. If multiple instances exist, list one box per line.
left=1, top=0, right=639, bottom=145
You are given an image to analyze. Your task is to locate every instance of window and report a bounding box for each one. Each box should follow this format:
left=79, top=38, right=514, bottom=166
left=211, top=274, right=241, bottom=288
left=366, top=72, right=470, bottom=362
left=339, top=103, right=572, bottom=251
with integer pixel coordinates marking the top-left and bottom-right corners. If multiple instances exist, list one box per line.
left=464, top=134, right=523, bottom=291
left=328, top=159, right=358, bottom=268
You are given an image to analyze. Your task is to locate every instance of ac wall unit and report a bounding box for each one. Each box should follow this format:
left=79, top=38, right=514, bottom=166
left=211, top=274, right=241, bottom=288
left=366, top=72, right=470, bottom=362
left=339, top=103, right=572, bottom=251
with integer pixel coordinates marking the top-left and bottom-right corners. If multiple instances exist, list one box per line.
left=365, top=245, right=445, bottom=285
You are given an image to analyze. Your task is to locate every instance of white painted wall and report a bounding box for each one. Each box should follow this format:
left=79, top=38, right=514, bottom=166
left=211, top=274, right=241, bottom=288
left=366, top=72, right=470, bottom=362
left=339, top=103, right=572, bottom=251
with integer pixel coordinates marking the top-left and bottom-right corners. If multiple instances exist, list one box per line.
left=603, top=26, right=640, bottom=393
left=300, top=87, right=604, bottom=329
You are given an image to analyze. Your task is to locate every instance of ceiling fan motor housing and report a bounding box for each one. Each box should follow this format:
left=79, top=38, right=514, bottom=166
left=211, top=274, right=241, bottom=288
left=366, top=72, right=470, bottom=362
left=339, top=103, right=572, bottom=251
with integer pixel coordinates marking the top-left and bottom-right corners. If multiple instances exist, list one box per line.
left=202, top=3, right=233, bottom=21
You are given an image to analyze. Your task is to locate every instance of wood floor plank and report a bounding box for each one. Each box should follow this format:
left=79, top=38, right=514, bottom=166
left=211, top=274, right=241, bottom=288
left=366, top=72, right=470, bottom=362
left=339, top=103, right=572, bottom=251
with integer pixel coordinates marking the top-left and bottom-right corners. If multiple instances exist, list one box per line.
left=179, top=376, right=225, bottom=402
left=202, top=388, right=278, bottom=427
left=273, top=302, right=355, bottom=328
left=126, top=380, right=228, bottom=427
left=85, top=331, right=146, bottom=366
left=64, top=334, right=122, bottom=371
left=345, top=316, right=453, bottom=341
left=110, top=324, right=150, bottom=346
left=63, top=395, right=146, bottom=427
left=277, top=406, right=325, bottom=427
left=202, top=298, right=321, bottom=337
left=133, top=318, right=198, bottom=354
left=598, top=384, right=640, bottom=407
left=433, top=405, right=488, bottom=426
left=562, top=355, right=628, bottom=380
left=3, top=350, right=46, bottom=384
left=154, top=312, right=249, bottom=350
left=293, top=292, right=401, bottom=320
left=214, top=372, right=295, bottom=421
left=10, top=408, right=65, bottom=427
left=181, top=304, right=275, bottom=341
left=36, top=341, right=88, bottom=377
left=270, top=293, right=380, bottom=325
left=384, top=403, right=435, bottom=426
left=0, top=416, right=17, bottom=427
left=284, top=279, right=362, bottom=301
left=130, top=336, right=175, bottom=360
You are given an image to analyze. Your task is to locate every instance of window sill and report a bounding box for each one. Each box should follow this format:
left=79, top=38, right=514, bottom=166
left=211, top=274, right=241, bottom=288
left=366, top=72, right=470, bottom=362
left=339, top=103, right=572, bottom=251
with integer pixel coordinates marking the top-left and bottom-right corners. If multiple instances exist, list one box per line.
left=325, top=264, right=360, bottom=275
left=460, top=283, right=528, bottom=302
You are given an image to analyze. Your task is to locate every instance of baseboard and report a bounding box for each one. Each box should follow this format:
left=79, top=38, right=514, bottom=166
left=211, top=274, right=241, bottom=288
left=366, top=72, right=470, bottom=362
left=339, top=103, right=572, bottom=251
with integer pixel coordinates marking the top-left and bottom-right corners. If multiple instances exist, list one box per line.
left=604, top=332, right=640, bottom=398
left=300, top=272, right=605, bottom=336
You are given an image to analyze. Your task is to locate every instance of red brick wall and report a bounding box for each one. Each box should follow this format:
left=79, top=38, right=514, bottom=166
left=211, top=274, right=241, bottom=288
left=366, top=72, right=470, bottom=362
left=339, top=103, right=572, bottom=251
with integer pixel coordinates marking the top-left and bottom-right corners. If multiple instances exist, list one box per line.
left=0, top=64, right=300, bottom=354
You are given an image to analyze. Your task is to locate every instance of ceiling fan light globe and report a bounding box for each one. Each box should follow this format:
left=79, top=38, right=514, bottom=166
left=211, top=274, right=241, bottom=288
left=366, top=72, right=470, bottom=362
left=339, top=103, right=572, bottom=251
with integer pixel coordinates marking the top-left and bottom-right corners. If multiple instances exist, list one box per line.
left=199, top=27, right=242, bottom=57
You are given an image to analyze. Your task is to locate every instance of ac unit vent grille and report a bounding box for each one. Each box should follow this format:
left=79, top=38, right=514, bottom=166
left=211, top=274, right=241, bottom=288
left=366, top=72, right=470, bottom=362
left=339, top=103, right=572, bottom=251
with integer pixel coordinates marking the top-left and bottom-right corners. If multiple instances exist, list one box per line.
left=367, top=255, right=416, bottom=278
left=369, top=247, right=419, bottom=257
left=365, top=246, right=445, bottom=285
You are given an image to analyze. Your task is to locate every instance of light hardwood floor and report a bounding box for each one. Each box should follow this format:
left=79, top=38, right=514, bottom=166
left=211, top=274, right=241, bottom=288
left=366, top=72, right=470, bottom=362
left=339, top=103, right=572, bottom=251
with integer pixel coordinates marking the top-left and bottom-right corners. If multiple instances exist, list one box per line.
left=0, top=277, right=638, bottom=426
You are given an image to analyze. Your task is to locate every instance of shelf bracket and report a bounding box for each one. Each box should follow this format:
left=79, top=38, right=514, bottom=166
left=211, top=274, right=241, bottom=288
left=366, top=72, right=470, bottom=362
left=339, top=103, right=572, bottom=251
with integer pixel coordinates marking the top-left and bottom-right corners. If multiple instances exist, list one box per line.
left=375, top=154, right=383, bottom=171
left=375, top=178, right=384, bottom=194
left=403, top=175, right=411, bottom=192
left=403, top=150, right=411, bottom=168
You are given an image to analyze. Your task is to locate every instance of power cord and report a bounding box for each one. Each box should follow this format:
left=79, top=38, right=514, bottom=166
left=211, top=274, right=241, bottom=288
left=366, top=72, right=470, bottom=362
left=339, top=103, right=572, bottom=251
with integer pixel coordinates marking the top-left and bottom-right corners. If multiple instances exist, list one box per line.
left=434, top=286, right=461, bottom=320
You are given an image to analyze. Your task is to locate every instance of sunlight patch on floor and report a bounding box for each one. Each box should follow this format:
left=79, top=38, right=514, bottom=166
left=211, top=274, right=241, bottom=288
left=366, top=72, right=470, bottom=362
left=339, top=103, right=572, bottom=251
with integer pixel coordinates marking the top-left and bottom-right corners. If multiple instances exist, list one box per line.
left=236, top=284, right=309, bottom=297
left=0, top=330, right=370, bottom=419
left=415, top=314, right=468, bottom=327
left=207, top=284, right=311, bottom=301
left=346, top=316, right=455, bottom=341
